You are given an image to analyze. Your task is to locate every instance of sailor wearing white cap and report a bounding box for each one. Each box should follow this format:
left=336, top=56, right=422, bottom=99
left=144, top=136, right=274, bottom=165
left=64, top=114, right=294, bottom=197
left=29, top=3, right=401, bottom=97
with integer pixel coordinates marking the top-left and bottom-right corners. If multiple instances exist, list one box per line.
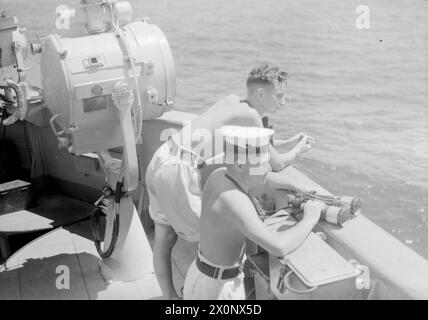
left=221, top=125, right=272, bottom=168
left=183, top=126, right=324, bottom=300
left=146, top=63, right=315, bottom=299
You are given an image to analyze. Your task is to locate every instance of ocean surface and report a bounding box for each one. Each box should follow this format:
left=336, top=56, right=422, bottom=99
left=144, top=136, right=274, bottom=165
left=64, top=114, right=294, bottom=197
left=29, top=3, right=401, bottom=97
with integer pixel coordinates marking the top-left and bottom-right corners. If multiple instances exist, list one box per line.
left=2, top=0, right=428, bottom=258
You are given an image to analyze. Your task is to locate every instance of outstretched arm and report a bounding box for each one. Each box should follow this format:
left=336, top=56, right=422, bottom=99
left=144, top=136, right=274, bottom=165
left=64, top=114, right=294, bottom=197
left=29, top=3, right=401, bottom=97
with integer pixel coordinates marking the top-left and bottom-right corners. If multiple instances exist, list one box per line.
left=246, top=110, right=315, bottom=172
left=269, top=134, right=316, bottom=172
left=223, top=191, right=323, bottom=258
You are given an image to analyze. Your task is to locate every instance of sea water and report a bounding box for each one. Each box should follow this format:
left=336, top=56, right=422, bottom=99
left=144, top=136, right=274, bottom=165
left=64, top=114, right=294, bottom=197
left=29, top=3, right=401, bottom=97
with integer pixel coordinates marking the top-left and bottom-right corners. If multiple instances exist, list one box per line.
left=3, top=0, right=428, bottom=258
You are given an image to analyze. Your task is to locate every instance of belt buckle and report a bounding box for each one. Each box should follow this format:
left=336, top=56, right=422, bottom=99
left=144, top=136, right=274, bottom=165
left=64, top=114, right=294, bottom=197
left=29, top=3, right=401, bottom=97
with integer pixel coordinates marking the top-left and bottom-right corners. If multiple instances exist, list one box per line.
left=197, top=160, right=206, bottom=170
left=213, top=267, right=221, bottom=279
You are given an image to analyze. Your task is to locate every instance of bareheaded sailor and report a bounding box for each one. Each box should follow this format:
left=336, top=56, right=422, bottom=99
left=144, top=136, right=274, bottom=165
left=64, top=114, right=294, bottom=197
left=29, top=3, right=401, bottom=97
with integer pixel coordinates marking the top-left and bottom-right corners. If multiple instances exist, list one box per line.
left=183, top=125, right=325, bottom=300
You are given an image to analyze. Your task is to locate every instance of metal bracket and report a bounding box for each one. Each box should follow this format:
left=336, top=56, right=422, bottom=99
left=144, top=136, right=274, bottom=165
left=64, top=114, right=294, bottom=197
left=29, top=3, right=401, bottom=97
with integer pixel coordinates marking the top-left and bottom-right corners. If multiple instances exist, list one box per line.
left=13, top=40, right=29, bottom=80
left=49, top=114, right=78, bottom=153
left=141, top=60, right=154, bottom=75
left=109, top=81, right=139, bottom=191
left=160, top=99, right=175, bottom=110
left=147, top=88, right=158, bottom=104
left=315, top=231, right=327, bottom=241
left=277, top=266, right=319, bottom=295
left=349, top=259, right=370, bottom=290
left=91, top=84, right=104, bottom=96
left=98, top=150, right=122, bottom=175
left=57, top=49, right=68, bottom=60
left=276, top=266, right=288, bottom=294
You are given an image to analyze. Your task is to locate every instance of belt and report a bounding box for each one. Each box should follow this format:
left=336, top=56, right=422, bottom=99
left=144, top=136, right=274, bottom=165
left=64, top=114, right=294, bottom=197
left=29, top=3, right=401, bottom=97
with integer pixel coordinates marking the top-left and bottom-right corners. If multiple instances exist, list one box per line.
left=196, top=255, right=242, bottom=280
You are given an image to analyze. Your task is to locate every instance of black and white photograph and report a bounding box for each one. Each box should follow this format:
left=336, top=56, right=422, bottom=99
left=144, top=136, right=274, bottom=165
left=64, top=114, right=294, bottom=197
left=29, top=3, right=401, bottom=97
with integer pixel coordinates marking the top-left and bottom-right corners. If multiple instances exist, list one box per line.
left=0, top=0, right=427, bottom=304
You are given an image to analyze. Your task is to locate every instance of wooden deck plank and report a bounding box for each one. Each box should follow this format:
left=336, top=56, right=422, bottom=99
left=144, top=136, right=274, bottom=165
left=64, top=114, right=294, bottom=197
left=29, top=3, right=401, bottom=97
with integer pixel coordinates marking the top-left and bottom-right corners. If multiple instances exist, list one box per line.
left=32, top=194, right=94, bottom=226
left=0, top=268, right=20, bottom=300
left=0, top=210, right=53, bottom=233
left=0, top=193, right=94, bottom=234
left=6, top=228, right=89, bottom=299
left=4, top=229, right=76, bottom=270
left=67, top=222, right=108, bottom=300
left=0, top=198, right=190, bottom=300
left=19, top=251, right=89, bottom=300
left=68, top=221, right=163, bottom=300
left=96, top=281, right=142, bottom=300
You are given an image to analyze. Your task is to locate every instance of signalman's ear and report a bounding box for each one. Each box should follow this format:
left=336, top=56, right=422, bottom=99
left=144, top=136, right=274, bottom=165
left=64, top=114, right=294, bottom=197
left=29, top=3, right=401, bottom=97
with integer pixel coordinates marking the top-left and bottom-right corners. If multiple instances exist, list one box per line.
left=257, top=87, right=264, bottom=100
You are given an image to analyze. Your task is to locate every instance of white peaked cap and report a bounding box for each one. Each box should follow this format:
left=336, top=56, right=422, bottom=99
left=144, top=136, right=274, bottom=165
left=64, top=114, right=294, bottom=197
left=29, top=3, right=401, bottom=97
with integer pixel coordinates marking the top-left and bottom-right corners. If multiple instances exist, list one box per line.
left=220, top=125, right=274, bottom=165
left=220, top=125, right=274, bottom=144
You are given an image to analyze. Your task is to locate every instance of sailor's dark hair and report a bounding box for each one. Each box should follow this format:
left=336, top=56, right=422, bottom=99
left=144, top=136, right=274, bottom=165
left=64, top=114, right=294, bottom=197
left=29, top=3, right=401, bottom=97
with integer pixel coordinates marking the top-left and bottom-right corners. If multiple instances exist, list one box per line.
left=246, top=63, right=288, bottom=89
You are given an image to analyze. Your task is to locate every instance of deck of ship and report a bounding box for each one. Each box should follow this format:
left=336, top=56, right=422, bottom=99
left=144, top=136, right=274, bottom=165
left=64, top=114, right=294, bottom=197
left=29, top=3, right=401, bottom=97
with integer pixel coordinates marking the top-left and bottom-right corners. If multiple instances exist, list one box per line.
left=0, top=194, right=198, bottom=300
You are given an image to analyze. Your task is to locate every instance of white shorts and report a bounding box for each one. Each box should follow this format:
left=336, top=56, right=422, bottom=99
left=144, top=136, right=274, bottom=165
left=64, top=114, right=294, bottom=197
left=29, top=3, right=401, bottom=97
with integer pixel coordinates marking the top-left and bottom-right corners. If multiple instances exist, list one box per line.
left=183, top=251, right=245, bottom=300
left=145, top=139, right=202, bottom=242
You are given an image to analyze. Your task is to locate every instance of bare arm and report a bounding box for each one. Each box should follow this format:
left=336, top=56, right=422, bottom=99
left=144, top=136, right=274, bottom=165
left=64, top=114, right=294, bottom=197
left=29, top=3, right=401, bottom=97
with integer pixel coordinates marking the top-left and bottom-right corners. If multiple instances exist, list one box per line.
left=269, top=145, right=297, bottom=172
left=265, top=170, right=310, bottom=193
left=239, top=110, right=315, bottom=172
left=269, top=134, right=316, bottom=172
left=223, top=191, right=322, bottom=257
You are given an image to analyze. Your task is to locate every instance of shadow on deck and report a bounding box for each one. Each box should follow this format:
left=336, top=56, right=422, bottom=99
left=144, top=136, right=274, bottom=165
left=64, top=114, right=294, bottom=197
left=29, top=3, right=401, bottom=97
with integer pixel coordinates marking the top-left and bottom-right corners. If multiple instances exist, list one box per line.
left=0, top=193, right=255, bottom=300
